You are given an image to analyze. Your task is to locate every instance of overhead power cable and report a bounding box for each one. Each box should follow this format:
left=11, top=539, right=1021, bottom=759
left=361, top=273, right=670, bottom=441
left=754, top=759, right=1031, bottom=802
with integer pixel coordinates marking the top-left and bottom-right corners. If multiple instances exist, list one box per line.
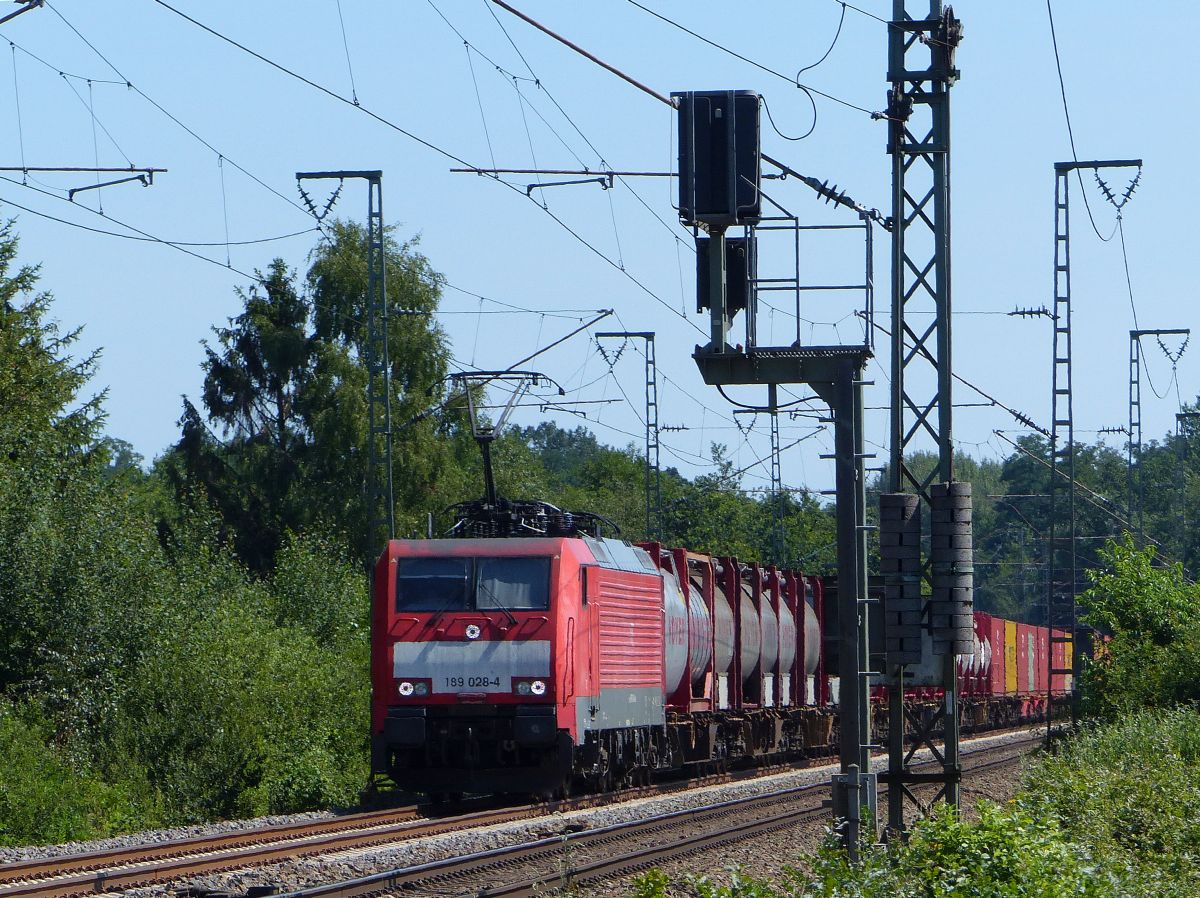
left=993, top=429, right=1185, bottom=570
left=491, top=0, right=675, bottom=107
left=145, top=0, right=700, bottom=336
left=1044, top=0, right=1118, bottom=243
left=144, top=0, right=471, bottom=167
left=1116, top=216, right=1140, bottom=330
left=620, top=0, right=886, bottom=119
left=43, top=3, right=314, bottom=223
left=862, top=314, right=1049, bottom=436
left=0, top=177, right=317, bottom=247
left=836, top=0, right=889, bottom=26
left=0, top=191, right=256, bottom=278
left=796, top=1, right=847, bottom=79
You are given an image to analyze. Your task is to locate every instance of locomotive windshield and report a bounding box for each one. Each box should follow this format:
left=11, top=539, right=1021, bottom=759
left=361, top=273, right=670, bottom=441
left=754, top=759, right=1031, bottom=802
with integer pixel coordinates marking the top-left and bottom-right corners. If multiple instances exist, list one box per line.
left=396, top=557, right=471, bottom=611
left=396, top=556, right=551, bottom=612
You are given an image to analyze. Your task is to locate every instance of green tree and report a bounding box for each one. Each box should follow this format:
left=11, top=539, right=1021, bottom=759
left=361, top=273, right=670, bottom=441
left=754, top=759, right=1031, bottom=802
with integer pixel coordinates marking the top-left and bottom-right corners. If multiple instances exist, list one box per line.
left=169, top=221, right=459, bottom=568
left=169, top=260, right=313, bottom=570
left=1077, top=536, right=1200, bottom=717
left=0, top=219, right=109, bottom=694
left=0, top=217, right=104, bottom=462
left=304, top=220, right=456, bottom=550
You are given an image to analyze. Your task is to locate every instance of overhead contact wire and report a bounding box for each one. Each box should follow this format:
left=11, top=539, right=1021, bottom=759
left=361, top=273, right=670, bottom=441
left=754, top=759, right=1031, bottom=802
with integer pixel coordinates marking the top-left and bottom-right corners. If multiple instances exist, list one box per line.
left=1, top=177, right=316, bottom=247
left=85, top=79, right=102, bottom=211
left=59, top=74, right=133, bottom=164
left=333, top=0, right=359, bottom=105
left=44, top=2, right=315, bottom=222
left=218, top=156, right=232, bottom=267
left=144, top=0, right=697, bottom=334
left=1045, top=0, right=1117, bottom=243
left=434, top=0, right=688, bottom=248
left=465, top=44, right=499, bottom=171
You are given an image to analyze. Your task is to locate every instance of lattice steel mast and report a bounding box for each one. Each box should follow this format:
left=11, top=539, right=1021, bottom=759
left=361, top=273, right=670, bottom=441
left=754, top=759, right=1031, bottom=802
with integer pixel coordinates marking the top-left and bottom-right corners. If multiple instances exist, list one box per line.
left=1129, top=328, right=1189, bottom=540
left=883, top=0, right=966, bottom=836
left=1046, top=163, right=1077, bottom=737
left=297, top=171, right=394, bottom=546
left=1046, top=161, right=1140, bottom=738
left=597, top=331, right=662, bottom=540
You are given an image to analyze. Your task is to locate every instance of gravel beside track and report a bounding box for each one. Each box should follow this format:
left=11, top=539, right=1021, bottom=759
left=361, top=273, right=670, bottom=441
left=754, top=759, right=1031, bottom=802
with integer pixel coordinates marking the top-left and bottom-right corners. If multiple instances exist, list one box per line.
left=576, top=734, right=1039, bottom=898
left=134, top=726, right=1041, bottom=898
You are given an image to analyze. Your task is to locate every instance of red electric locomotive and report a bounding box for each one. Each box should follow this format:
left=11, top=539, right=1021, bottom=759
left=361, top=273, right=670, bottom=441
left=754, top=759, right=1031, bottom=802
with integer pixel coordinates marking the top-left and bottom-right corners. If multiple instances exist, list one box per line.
left=369, top=500, right=831, bottom=797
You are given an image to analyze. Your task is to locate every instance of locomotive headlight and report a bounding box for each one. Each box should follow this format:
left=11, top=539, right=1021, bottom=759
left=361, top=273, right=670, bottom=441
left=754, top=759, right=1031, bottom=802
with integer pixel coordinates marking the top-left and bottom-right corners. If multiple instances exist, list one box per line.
left=413, top=682, right=429, bottom=696
left=516, top=681, right=532, bottom=695
left=530, top=680, right=547, bottom=696
left=398, top=681, right=415, bottom=697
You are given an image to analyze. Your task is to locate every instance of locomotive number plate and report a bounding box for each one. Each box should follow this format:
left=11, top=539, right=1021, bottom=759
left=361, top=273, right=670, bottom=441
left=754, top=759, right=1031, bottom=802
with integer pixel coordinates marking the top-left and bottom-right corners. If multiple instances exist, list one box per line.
left=442, top=675, right=503, bottom=690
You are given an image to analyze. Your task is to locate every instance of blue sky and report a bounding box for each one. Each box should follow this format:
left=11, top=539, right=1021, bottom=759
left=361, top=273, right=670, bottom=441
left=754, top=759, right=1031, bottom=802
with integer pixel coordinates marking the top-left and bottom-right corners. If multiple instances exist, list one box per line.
left=2, top=1, right=1194, bottom=499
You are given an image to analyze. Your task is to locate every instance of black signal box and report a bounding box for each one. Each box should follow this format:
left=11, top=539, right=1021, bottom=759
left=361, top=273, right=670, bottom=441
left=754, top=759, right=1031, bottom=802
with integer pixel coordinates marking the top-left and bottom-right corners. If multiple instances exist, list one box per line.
left=696, top=235, right=754, bottom=316
left=675, top=90, right=761, bottom=227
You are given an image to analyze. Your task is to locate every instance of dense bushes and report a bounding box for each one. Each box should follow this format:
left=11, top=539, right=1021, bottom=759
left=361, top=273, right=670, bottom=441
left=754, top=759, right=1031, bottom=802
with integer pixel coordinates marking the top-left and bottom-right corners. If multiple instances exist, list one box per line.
left=0, top=704, right=142, bottom=845
left=630, top=801, right=1119, bottom=898
left=805, top=801, right=1118, bottom=897
left=0, top=457, right=371, bottom=837
left=116, top=530, right=368, bottom=822
left=1076, top=537, right=1200, bottom=717
left=1023, top=708, right=1200, bottom=897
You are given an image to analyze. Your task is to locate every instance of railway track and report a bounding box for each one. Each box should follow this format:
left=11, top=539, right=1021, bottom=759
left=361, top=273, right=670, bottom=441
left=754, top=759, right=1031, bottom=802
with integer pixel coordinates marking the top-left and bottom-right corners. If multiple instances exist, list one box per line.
left=273, top=736, right=1038, bottom=898
left=0, top=731, right=1038, bottom=898
left=0, top=755, right=822, bottom=898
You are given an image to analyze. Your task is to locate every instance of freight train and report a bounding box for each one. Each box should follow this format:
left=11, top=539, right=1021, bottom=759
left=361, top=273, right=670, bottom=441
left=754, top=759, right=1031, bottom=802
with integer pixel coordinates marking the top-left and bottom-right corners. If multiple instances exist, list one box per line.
left=368, top=502, right=1069, bottom=798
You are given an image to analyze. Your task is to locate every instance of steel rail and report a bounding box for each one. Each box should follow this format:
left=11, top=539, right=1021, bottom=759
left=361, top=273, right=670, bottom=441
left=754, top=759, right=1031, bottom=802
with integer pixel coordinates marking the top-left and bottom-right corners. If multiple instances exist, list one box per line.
left=0, top=805, right=423, bottom=885
left=275, top=736, right=1040, bottom=898
left=0, top=756, right=816, bottom=898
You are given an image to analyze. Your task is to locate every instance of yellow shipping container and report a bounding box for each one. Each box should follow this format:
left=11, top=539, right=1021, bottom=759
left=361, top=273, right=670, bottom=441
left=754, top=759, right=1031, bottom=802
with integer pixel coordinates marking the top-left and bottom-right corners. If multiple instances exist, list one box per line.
left=1005, top=620, right=1018, bottom=694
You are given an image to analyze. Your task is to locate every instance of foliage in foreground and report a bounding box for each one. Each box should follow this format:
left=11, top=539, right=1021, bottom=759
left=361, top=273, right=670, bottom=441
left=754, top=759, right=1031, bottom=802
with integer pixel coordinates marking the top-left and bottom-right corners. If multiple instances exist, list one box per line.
left=0, top=703, right=144, bottom=846
left=1023, top=707, right=1200, bottom=898
left=629, top=713, right=1200, bottom=897
left=631, top=801, right=1117, bottom=898
left=804, top=803, right=1117, bottom=897
left=1076, top=536, right=1200, bottom=718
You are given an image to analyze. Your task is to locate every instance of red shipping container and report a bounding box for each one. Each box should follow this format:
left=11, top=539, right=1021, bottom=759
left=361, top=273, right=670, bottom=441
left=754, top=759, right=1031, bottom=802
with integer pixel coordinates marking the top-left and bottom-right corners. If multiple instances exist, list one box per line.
left=1050, top=628, right=1068, bottom=693
left=1016, top=622, right=1035, bottom=695
left=1033, top=626, right=1049, bottom=694
left=982, top=613, right=1007, bottom=697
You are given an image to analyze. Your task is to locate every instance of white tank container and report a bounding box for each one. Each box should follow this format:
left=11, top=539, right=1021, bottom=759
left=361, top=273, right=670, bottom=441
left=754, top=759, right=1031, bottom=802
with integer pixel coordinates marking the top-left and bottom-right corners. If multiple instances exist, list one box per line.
left=687, top=579, right=712, bottom=685
left=778, top=598, right=797, bottom=676
left=710, top=576, right=736, bottom=678
left=802, top=584, right=821, bottom=676
left=662, top=569, right=690, bottom=696
left=739, top=581, right=761, bottom=682
left=760, top=592, right=779, bottom=675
